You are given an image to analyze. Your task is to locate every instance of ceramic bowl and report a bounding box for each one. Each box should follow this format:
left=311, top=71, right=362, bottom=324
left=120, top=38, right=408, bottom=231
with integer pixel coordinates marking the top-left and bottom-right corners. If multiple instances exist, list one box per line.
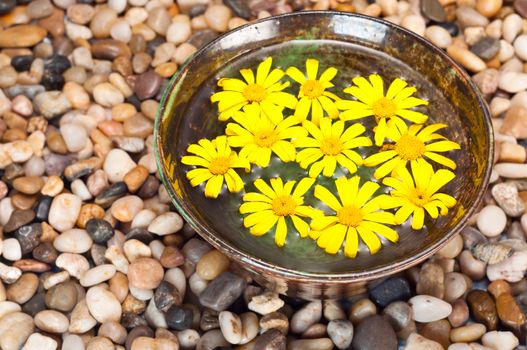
left=154, top=11, right=493, bottom=299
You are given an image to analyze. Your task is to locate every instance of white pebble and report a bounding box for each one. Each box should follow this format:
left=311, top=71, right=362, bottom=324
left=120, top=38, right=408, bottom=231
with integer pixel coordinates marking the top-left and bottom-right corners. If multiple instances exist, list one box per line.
left=80, top=264, right=116, bottom=287
left=189, top=272, right=208, bottom=296
left=408, top=295, right=452, bottom=322
left=53, top=229, right=93, bottom=254
left=56, top=253, right=90, bottom=279
left=477, top=205, right=507, bottom=237
left=2, top=239, right=21, bottom=261
left=502, top=14, right=523, bottom=43
left=219, top=311, right=242, bottom=344
left=104, top=149, right=137, bottom=183
left=166, top=21, right=191, bottom=44
left=110, top=19, right=132, bottom=43
left=494, top=163, right=527, bottom=178
left=164, top=268, right=186, bottom=296
left=23, top=333, right=57, bottom=350
left=148, top=212, right=184, bottom=235
left=60, top=123, right=87, bottom=152
left=487, top=251, right=527, bottom=282
left=48, top=193, right=82, bottom=232
left=498, top=71, right=527, bottom=93
left=425, top=26, right=452, bottom=48
left=482, top=331, right=519, bottom=350
left=86, top=285, right=122, bottom=323
left=131, top=209, right=157, bottom=228
left=71, top=179, right=92, bottom=201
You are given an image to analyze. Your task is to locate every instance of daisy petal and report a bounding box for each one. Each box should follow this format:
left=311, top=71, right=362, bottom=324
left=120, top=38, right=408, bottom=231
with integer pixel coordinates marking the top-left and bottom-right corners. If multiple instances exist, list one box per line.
left=274, top=216, right=288, bottom=247
left=314, top=185, right=342, bottom=211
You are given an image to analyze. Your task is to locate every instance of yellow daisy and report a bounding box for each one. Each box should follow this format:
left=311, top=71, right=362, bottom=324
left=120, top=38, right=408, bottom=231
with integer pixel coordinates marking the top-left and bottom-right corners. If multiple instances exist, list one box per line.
left=363, top=123, right=460, bottom=179
left=210, top=57, right=298, bottom=123
left=286, top=58, right=340, bottom=125
left=380, top=159, right=457, bottom=230
left=240, top=178, right=321, bottom=247
left=226, top=104, right=307, bottom=168
left=310, top=177, right=398, bottom=258
left=181, top=136, right=250, bottom=198
left=295, top=118, right=372, bottom=178
left=336, top=74, right=429, bottom=146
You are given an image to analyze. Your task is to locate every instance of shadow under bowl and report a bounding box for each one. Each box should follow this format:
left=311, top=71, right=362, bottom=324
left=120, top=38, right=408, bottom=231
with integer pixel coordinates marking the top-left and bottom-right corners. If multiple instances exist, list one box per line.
left=154, top=11, right=493, bottom=299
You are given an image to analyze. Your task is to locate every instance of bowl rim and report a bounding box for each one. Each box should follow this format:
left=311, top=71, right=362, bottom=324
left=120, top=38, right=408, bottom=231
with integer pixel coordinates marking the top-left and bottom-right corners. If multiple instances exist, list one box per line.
left=154, top=11, right=494, bottom=284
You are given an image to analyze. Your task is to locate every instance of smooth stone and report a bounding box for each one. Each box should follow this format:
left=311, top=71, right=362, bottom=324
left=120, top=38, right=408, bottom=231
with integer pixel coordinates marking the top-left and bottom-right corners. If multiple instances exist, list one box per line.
left=80, top=264, right=116, bottom=287
left=408, top=295, right=452, bottom=322
left=351, top=315, right=397, bottom=350
left=0, top=25, right=47, bottom=48
left=128, top=257, right=164, bottom=289
left=416, top=262, right=445, bottom=299
left=248, top=292, right=284, bottom=315
left=104, top=149, right=137, bottom=183
left=450, top=323, right=486, bottom=343
left=0, top=301, right=21, bottom=319
left=23, top=333, right=57, bottom=350
left=405, top=333, right=443, bottom=350
left=6, top=273, right=38, bottom=304
left=446, top=45, right=486, bottom=72
left=482, top=331, right=519, bottom=350
left=48, top=194, right=82, bottom=232
left=456, top=6, right=489, bottom=27
left=290, top=301, right=322, bottom=334
left=369, top=277, right=412, bottom=307
left=111, top=195, right=143, bottom=222
left=147, top=212, right=184, bottom=235
left=35, top=196, right=52, bottom=222
left=45, top=281, right=77, bottom=312
left=166, top=304, right=194, bottom=331
left=496, top=293, right=526, bottom=327
left=134, top=70, right=162, bottom=100
left=86, top=285, right=122, bottom=323
left=0, top=312, right=34, bottom=350
left=487, top=251, right=527, bottom=282
left=154, top=280, right=182, bottom=312
left=491, top=182, right=525, bottom=217
left=69, top=299, right=97, bottom=333
left=12, top=176, right=44, bottom=195
left=34, top=309, right=69, bottom=333
left=53, top=228, right=92, bottom=253
left=476, top=205, right=506, bottom=237
left=199, top=272, right=246, bottom=311
left=2, top=238, right=22, bottom=261
left=85, top=218, right=115, bottom=244
left=382, top=301, right=413, bottom=333
left=254, top=329, right=286, bottom=350
left=467, top=290, right=498, bottom=330
left=34, top=91, right=71, bottom=119
left=471, top=37, right=500, bottom=60
left=3, top=209, right=34, bottom=232
left=420, top=0, right=446, bottom=22
left=95, top=181, right=128, bottom=208
left=327, top=320, right=353, bottom=349
left=196, top=250, right=230, bottom=281
left=494, top=163, right=527, bottom=178
left=197, top=329, right=229, bottom=350
left=91, top=39, right=131, bottom=60
left=218, top=310, right=242, bottom=344
left=15, top=223, right=42, bottom=254
left=499, top=72, right=527, bottom=93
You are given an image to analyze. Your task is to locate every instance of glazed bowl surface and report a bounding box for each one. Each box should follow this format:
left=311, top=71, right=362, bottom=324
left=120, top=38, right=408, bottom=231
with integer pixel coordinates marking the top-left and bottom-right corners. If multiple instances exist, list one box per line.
left=155, top=11, right=493, bottom=299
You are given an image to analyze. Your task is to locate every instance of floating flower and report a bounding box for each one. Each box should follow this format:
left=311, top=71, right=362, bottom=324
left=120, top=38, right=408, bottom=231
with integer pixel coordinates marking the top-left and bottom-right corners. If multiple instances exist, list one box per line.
left=210, top=57, right=297, bottom=123
left=380, top=159, right=457, bottom=230
left=286, top=58, right=340, bottom=125
left=240, top=177, right=321, bottom=247
left=363, top=123, right=460, bottom=179
left=295, top=118, right=372, bottom=178
left=181, top=136, right=250, bottom=198
left=310, top=177, right=398, bottom=258
left=336, top=74, right=429, bottom=146
left=226, top=104, right=307, bottom=168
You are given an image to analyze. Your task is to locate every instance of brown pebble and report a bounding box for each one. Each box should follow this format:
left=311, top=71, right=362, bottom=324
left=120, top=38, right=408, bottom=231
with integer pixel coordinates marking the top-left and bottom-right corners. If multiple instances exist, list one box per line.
left=128, top=257, right=164, bottom=289
left=466, top=290, right=498, bottom=330
left=11, top=192, right=37, bottom=210
left=496, top=293, right=526, bottom=328
left=37, top=9, right=64, bottom=38
left=122, top=293, right=146, bottom=314
left=501, top=106, right=527, bottom=139
left=92, top=40, right=132, bottom=60
left=160, top=246, right=185, bottom=268
left=488, top=280, right=512, bottom=298
left=13, top=259, right=50, bottom=272
left=12, top=176, right=45, bottom=195
left=420, top=319, right=451, bottom=349
left=0, top=25, right=47, bottom=48
left=448, top=299, right=470, bottom=327
left=76, top=203, right=105, bottom=228
left=196, top=250, right=230, bottom=281
left=6, top=272, right=39, bottom=304
left=124, top=165, right=149, bottom=193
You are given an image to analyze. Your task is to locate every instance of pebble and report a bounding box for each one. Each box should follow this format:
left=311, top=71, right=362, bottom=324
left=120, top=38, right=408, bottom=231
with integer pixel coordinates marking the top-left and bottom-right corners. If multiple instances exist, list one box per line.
left=369, top=277, right=412, bottom=307
left=254, top=329, right=286, bottom=350
left=248, top=292, right=284, bottom=315
left=148, top=212, right=184, bottom=235
left=487, top=251, right=527, bottom=282
left=499, top=72, right=527, bottom=93
left=218, top=310, right=243, bottom=344
left=134, top=70, right=162, bottom=100
left=53, top=228, right=92, bottom=253
left=60, top=123, right=87, bottom=152
left=446, top=45, right=486, bottom=72
left=467, top=290, right=498, bottom=330
left=352, top=315, right=397, bottom=350
left=404, top=333, right=443, bottom=350
left=68, top=299, right=97, bottom=333
left=104, top=148, right=137, bottom=183
left=48, top=193, right=82, bottom=232
left=199, top=272, right=246, bottom=311
left=2, top=239, right=21, bottom=261
left=450, top=323, right=486, bottom=343
left=166, top=304, right=194, bottom=331
left=23, top=333, right=57, bottom=350
left=6, top=272, right=38, bottom=304
left=4, top=209, right=35, bottom=232
left=34, top=309, right=69, bottom=333
left=0, top=25, right=47, bottom=48
left=476, top=205, right=506, bottom=237
left=86, top=285, right=122, bottom=323
left=0, top=312, right=34, bottom=350
left=482, top=331, right=519, bottom=350
left=409, top=295, right=452, bottom=322
left=496, top=293, right=526, bottom=327
left=128, top=257, right=164, bottom=289
left=85, top=218, right=114, bottom=244
left=416, top=262, right=445, bottom=299
left=471, top=37, right=500, bottom=60
left=196, top=250, right=230, bottom=281
left=166, top=20, right=192, bottom=45
left=93, top=82, right=124, bottom=107
left=80, top=264, right=116, bottom=287
left=290, top=300, right=322, bottom=334
left=425, top=25, right=452, bottom=48
left=204, top=5, right=232, bottom=32
left=421, top=0, right=446, bottom=21
left=111, top=195, right=144, bottom=222
left=456, top=6, right=489, bottom=27
left=327, top=320, right=353, bottom=349
left=34, top=91, right=71, bottom=119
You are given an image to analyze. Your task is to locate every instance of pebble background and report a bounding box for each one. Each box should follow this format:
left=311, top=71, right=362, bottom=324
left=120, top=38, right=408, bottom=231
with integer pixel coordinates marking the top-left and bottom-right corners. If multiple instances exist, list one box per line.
left=0, top=0, right=525, bottom=349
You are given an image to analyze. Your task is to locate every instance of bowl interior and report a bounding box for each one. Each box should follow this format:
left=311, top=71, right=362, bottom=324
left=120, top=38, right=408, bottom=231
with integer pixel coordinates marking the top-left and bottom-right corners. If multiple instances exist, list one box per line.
left=155, top=12, right=492, bottom=278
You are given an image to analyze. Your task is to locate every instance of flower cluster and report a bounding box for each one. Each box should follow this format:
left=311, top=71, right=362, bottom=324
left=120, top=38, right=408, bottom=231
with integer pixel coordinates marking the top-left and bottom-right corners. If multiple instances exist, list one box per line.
left=181, top=57, right=460, bottom=258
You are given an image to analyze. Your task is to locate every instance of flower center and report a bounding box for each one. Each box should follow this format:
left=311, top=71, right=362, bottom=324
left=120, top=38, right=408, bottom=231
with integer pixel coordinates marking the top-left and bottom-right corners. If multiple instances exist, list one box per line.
left=410, top=190, right=430, bottom=207
left=320, top=136, right=343, bottom=156
left=372, top=97, right=397, bottom=120
left=302, top=80, right=324, bottom=99
left=254, top=129, right=278, bottom=148
left=395, top=134, right=426, bottom=161
left=272, top=195, right=296, bottom=216
left=337, top=206, right=363, bottom=227
left=243, top=84, right=268, bottom=103
left=208, top=156, right=230, bottom=175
